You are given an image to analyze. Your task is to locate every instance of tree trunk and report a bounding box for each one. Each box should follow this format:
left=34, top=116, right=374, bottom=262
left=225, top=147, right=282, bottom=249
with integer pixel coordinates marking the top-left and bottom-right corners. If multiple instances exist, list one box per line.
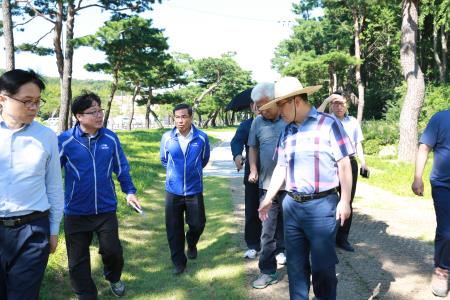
left=441, top=27, right=448, bottom=83
left=398, top=0, right=426, bottom=162
left=149, top=107, right=163, bottom=129
left=231, top=111, right=235, bottom=126
left=54, top=1, right=64, bottom=79
left=202, top=112, right=213, bottom=128
left=2, top=0, right=15, bottom=71
left=127, top=83, right=140, bottom=131
left=197, top=111, right=202, bottom=126
left=210, top=110, right=219, bottom=127
left=103, top=68, right=119, bottom=127
left=433, top=23, right=445, bottom=83
left=192, top=79, right=220, bottom=113
left=328, top=65, right=335, bottom=94
left=224, top=111, right=229, bottom=126
left=353, top=10, right=365, bottom=123
left=58, top=1, right=75, bottom=133
left=145, top=88, right=153, bottom=129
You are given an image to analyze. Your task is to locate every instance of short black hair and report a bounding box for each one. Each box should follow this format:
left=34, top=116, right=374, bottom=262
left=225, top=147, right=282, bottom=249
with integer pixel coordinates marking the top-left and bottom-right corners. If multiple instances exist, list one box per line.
left=332, top=90, right=343, bottom=96
left=0, top=69, right=46, bottom=95
left=71, top=91, right=101, bottom=116
left=173, top=103, right=192, bottom=116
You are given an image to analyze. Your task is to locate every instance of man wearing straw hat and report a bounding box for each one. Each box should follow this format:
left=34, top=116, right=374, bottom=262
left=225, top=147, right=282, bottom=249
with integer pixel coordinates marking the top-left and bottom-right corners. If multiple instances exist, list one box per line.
left=258, top=77, right=354, bottom=299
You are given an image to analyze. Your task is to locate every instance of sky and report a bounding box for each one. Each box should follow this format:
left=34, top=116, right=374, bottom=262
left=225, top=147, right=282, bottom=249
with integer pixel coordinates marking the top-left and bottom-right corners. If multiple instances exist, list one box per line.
left=0, top=0, right=299, bottom=82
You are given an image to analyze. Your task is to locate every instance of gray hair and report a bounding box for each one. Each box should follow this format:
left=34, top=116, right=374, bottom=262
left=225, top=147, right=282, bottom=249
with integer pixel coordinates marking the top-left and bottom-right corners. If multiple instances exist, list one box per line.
left=251, top=82, right=275, bottom=103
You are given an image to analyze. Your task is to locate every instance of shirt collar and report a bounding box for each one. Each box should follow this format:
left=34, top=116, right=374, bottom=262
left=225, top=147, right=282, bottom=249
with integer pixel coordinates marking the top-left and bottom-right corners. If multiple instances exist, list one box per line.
left=175, top=126, right=193, bottom=138
left=331, top=112, right=349, bottom=121
left=75, top=123, right=100, bottom=138
left=0, top=114, right=31, bottom=131
left=261, top=115, right=282, bottom=123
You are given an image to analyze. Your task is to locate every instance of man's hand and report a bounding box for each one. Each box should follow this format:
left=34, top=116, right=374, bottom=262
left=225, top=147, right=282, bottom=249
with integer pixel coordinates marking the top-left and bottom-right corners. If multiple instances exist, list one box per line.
left=336, top=200, right=351, bottom=226
left=126, top=194, right=141, bottom=209
left=248, top=170, right=258, bottom=183
left=234, top=155, right=244, bottom=171
left=258, top=197, right=272, bottom=221
left=49, top=235, right=58, bottom=253
left=360, top=163, right=368, bottom=172
left=412, top=178, right=424, bottom=196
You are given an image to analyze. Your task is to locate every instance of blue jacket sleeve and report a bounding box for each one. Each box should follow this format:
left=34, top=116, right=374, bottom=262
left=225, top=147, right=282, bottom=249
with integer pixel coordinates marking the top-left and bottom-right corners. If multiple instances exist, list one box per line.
left=230, top=122, right=247, bottom=159
left=202, top=134, right=210, bottom=168
left=160, top=133, right=168, bottom=169
left=57, top=134, right=67, bottom=167
left=112, top=134, right=137, bottom=195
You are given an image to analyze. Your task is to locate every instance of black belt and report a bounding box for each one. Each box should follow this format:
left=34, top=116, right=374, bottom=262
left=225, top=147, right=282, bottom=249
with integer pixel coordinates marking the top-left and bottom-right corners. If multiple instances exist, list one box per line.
left=0, top=210, right=49, bottom=228
left=288, top=188, right=338, bottom=203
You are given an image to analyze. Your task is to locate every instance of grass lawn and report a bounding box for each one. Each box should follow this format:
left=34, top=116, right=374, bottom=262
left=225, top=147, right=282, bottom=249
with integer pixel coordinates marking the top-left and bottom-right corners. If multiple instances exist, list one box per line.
left=362, top=155, right=433, bottom=199
left=40, top=129, right=247, bottom=300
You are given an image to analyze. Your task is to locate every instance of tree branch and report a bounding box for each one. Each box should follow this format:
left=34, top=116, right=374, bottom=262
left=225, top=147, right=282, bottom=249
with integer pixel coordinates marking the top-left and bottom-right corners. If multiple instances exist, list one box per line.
left=24, top=1, right=55, bottom=24
left=33, top=27, right=54, bottom=46
left=76, top=4, right=133, bottom=12
left=13, top=16, right=36, bottom=27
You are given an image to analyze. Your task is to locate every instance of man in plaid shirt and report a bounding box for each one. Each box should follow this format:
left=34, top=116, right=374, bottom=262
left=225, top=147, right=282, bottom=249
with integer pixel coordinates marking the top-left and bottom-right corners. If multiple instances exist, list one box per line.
left=258, top=77, right=354, bottom=300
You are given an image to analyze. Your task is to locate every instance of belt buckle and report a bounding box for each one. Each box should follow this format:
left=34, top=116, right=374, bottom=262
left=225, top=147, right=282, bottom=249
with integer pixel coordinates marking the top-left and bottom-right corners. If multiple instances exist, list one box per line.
left=302, top=194, right=313, bottom=201
left=295, top=194, right=307, bottom=203
left=3, top=219, right=18, bottom=227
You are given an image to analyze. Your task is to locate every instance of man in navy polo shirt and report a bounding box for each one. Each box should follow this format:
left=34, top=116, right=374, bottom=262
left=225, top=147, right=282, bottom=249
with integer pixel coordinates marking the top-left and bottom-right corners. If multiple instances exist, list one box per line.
left=412, top=109, right=450, bottom=297
left=160, top=103, right=210, bottom=275
left=258, top=77, right=354, bottom=300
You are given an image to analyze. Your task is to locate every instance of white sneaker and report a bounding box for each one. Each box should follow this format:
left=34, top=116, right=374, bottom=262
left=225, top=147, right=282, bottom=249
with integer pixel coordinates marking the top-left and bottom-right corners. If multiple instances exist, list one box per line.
left=244, top=249, right=258, bottom=259
left=276, top=252, right=286, bottom=265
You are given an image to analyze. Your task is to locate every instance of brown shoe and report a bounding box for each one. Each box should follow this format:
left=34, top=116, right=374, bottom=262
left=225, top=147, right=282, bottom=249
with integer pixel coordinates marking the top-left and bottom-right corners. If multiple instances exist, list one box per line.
left=431, top=267, right=449, bottom=297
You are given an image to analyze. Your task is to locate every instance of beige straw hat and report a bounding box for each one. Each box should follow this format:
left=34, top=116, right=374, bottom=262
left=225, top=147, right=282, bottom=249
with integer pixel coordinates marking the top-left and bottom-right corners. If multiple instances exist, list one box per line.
left=259, top=77, right=322, bottom=111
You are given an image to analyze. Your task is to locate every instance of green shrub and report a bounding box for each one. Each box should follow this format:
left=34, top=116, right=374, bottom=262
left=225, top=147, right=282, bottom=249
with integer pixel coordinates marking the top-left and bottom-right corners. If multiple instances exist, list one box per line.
left=362, top=120, right=399, bottom=145
left=419, top=84, right=450, bottom=131
left=364, top=138, right=382, bottom=155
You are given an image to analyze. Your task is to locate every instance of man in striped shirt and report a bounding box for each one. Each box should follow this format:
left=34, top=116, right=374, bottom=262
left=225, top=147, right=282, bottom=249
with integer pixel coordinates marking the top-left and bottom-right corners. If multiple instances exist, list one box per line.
left=258, top=77, right=354, bottom=300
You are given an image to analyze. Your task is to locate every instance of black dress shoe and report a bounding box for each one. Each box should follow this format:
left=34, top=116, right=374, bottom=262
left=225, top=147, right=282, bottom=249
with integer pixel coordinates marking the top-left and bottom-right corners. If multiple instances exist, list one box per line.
left=187, top=245, right=197, bottom=259
left=173, top=264, right=186, bottom=275
left=336, top=239, right=355, bottom=252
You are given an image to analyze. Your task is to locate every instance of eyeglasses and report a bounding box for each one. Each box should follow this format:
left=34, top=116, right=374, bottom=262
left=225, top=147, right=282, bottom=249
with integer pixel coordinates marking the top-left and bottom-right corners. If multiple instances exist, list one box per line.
left=331, top=102, right=347, bottom=107
left=81, top=109, right=104, bottom=117
left=3, top=94, right=45, bottom=108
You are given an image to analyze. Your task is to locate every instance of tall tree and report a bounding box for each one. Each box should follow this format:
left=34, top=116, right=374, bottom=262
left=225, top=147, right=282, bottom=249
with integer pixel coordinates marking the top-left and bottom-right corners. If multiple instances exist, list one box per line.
left=190, top=53, right=241, bottom=120
left=2, top=0, right=15, bottom=70
left=18, top=0, right=160, bottom=132
left=398, top=0, right=425, bottom=161
left=421, top=0, right=449, bottom=82
left=75, top=16, right=169, bottom=127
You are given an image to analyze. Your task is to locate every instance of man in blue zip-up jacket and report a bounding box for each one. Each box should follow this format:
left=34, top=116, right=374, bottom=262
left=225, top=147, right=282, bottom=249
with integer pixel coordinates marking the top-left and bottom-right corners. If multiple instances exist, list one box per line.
left=59, top=92, right=141, bottom=298
left=160, top=103, right=210, bottom=275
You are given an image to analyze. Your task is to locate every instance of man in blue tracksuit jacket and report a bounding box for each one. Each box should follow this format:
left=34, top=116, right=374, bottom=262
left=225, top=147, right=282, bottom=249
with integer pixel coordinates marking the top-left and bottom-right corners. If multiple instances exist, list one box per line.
left=160, top=103, right=210, bottom=275
left=59, top=92, right=141, bottom=299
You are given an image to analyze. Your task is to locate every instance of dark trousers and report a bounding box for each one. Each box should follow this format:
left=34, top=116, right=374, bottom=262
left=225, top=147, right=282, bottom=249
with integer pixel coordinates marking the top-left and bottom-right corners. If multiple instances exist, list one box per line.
left=432, top=185, right=450, bottom=270
left=336, top=157, right=358, bottom=241
left=0, top=216, right=50, bottom=300
left=259, top=190, right=285, bottom=274
left=283, top=194, right=339, bottom=300
left=244, top=182, right=262, bottom=251
left=165, top=192, right=206, bottom=267
left=64, top=212, right=123, bottom=300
